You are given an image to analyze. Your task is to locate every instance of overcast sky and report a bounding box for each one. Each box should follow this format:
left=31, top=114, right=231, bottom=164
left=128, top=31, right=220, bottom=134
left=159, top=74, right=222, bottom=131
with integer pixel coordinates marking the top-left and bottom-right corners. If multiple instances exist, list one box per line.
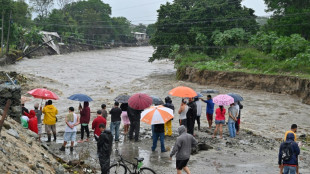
left=105, top=0, right=270, bottom=24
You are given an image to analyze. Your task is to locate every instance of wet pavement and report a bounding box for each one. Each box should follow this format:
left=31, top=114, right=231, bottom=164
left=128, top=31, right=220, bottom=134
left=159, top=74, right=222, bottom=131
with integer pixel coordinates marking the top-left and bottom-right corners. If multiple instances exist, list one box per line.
left=2, top=46, right=310, bottom=173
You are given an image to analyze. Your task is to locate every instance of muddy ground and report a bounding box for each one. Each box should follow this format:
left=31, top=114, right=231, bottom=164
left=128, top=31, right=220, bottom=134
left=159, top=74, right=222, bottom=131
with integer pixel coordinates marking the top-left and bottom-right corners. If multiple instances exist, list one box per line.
left=1, top=47, right=310, bottom=173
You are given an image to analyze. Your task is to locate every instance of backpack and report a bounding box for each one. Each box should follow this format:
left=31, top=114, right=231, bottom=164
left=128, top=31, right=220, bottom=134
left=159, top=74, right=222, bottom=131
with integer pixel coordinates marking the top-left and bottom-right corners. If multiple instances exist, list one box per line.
left=282, top=142, right=293, bottom=161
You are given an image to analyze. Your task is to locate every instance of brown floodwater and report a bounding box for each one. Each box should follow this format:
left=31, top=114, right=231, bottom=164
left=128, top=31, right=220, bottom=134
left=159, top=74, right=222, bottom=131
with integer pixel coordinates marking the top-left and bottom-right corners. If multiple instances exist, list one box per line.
left=2, top=46, right=310, bottom=173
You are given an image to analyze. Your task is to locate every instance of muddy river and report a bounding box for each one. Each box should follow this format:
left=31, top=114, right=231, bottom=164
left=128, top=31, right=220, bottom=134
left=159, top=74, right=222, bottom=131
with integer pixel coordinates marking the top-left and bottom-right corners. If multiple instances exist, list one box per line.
left=2, top=47, right=310, bottom=173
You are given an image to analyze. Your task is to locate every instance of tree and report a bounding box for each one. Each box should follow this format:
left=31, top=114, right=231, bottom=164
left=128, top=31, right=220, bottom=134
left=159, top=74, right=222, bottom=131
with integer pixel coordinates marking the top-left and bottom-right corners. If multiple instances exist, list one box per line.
left=264, top=0, right=310, bottom=39
left=146, top=24, right=156, bottom=38
left=133, top=23, right=147, bottom=33
left=12, top=0, right=32, bottom=27
left=150, top=0, right=259, bottom=61
left=57, top=0, right=72, bottom=10
left=30, top=0, right=54, bottom=18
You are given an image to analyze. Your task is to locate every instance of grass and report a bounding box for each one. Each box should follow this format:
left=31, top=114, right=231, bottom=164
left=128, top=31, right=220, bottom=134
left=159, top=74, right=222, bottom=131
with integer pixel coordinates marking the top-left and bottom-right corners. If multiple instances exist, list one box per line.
left=175, top=48, right=310, bottom=79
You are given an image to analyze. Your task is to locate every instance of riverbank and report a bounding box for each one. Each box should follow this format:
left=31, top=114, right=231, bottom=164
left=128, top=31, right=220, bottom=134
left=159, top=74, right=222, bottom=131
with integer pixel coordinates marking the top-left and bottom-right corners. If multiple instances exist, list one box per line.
left=177, top=67, right=310, bottom=105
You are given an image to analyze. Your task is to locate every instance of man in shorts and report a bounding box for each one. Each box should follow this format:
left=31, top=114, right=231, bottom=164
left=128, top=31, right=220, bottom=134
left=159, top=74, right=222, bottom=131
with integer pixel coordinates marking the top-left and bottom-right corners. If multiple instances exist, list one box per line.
left=43, top=100, right=58, bottom=142
left=34, top=103, right=42, bottom=141
left=170, top=125, right=198, bottom=174
left=60, top=107, right=79, bottom=152
left=201, top=95, right=214, bottom=128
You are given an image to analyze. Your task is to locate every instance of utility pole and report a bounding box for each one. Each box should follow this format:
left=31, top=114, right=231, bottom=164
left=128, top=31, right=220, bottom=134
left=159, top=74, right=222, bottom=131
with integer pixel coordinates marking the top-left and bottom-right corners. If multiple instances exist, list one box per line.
left=1, top=11, right=4, bottom=57
left=6, top=10, right=12, bottom=54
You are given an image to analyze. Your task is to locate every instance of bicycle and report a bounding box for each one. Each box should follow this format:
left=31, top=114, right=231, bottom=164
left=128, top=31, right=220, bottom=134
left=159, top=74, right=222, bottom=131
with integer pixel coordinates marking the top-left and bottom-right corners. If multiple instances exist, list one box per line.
left=106, top=149, right=156, bottom=174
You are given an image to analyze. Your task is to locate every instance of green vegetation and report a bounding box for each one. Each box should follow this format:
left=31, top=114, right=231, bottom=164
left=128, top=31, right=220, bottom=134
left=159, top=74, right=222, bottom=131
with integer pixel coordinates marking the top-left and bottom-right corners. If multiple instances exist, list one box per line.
left=150, top=0, right=310, bottom=78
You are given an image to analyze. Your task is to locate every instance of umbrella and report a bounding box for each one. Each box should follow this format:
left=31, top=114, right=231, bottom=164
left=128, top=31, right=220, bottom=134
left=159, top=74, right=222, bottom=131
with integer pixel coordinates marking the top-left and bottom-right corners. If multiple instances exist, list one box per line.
left=227, top=93, right=243, bottom=102
left=151, top=96, right=164, bottom=105
left=213, top=94, right=234, bottom=106
left=68, top=94, right=93, bottom=102
left=141, top=105, right=174, bottom=125
left=128, top=93, right=152, bottom=110
left=114, top=94, right=131, bottom=103
left=201, top=89, right=220, bottom=94
left=195, top=92, right=204, bottom=98
left=27, top=88, right=59, bottom=100
left=169, top=86, right=197, bottom=98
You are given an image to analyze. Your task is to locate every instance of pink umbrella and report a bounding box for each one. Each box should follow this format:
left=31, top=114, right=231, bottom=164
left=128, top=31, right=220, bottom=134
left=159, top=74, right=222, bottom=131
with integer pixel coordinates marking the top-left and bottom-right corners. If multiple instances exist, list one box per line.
left=213, top=94, right=234, bottom=106
left=27, top=88, right=59, bottom=100
left=128, top=93, right=152, bottom=110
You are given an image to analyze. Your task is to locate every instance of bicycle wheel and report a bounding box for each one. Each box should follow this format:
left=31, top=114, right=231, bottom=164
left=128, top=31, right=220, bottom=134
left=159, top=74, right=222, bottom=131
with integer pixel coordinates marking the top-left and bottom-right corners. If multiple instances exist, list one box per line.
left=107, top=163, right=127, bottom=174
left=139, top=167, right=156, bottom=174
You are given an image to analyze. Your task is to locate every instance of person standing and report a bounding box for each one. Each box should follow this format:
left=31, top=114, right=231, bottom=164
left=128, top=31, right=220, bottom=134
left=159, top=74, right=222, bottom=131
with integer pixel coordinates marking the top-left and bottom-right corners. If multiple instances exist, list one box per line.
left=213, top=105, right=226, bottom=139
left=109, top=102, right=122, bottom=142
left=201, top=95, right=215, bottom=129
left=127, top=106, right=142, bottom=142
left=78, top=102, right=91, bottom=143
left=284, top=124, right=298, bottom=142
left=120, top=103, right=130, bottom=134
left=21, top=103, right=29, bottom=115
left=278, top=133, right=300, bottom=174
left=34, top=103, right=42, bottom=141
left=152, top=123, right=166, bottom=152
left=170, top=125, right=198, bottom=174
left=24, top=110, right=38, bottom=134
left=228, top=103, right=238, bottom=138
left=97, top=123, right=113, bottom=174
left=178, top=99, right=188, bottom=127
left=194, top=97, right=202, bottom=131
left=92, top=110, right=107, bottom=141
left=163, top=96, right=175, bottom=136
left=186, top=98, right=197, bottom=135
left=235, top=101, right=243, bottom=135
left=43, top=100, right=58, bottom=142
left=101, top=104, right=108, bottom=119
left=60, top=107, right=80, bottom=152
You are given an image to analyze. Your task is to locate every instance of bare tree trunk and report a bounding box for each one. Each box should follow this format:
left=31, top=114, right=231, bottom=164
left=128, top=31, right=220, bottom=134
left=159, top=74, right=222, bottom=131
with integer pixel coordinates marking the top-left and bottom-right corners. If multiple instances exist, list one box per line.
left=6, top=10, right=12, bottom=54
left=1, top=11, right=4, bottom=57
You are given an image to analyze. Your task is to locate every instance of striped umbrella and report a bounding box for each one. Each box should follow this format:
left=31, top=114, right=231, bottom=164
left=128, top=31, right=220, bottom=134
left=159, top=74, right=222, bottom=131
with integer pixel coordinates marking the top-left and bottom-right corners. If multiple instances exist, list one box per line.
left=141, top=105, right=174, bottom=125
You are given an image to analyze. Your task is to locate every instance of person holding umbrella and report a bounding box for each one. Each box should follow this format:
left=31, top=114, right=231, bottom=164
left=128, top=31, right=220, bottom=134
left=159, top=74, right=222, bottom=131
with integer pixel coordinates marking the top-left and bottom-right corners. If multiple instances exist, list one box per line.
left=43, top=100, right=58, bottom=142
left=213, top=105, right=226, bottom=139
left=78, top=102, right=91, bottom=143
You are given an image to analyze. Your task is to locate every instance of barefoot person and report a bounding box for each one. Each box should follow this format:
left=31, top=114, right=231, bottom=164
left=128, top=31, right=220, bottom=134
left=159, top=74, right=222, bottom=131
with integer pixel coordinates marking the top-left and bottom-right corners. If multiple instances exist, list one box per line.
left=213, top=105, right=226, bottom=138
left=97, top=123, right=113, bottom=174
left=78, top=102, right=91, bottom=143
left=201, top=95, right=214, bottom=128
left=34, top=103, right=42, bottom=141
left=170, top=125, right=198, bottom=174
left=60, top=107, right=79, bottom=152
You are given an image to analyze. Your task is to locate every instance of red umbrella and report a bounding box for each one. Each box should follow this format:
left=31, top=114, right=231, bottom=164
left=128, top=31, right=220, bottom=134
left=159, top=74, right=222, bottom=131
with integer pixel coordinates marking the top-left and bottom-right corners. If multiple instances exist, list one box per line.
left=27, top=88, right=59, bottom=100
left=128, top=93, right=152, bottom=110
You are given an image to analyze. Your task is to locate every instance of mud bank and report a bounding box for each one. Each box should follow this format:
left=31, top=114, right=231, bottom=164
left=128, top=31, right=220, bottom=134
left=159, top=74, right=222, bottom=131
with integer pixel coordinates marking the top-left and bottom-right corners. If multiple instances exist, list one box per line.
left=178, top=67, right=310, bottom=104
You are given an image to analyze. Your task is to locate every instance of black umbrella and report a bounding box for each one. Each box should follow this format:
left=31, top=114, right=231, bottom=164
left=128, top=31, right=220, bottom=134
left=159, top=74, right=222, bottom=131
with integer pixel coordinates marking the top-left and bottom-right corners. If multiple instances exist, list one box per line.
left=227, top=93, right=243, bottom=102
left=114, top=94, right=131, bottom=103
left=201, top=89, right=219, bottom=94
left=151, top=96, right=164, bottom=105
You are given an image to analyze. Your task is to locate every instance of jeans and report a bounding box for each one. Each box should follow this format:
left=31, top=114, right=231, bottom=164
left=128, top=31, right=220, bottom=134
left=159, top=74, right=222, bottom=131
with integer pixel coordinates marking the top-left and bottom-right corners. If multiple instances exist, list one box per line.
left=228, top=120, right=236, bottom=138
left=152, top=132, right=166, bottom=152
left=283, top=166, right=296, bottom=174
left=110, top=121, right=121, bottom=141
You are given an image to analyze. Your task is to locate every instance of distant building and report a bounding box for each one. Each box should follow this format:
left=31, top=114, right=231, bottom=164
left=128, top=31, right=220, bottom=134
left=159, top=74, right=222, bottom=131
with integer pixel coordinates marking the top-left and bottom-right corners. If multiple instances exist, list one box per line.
left=133, top=32, right=147, bottom=41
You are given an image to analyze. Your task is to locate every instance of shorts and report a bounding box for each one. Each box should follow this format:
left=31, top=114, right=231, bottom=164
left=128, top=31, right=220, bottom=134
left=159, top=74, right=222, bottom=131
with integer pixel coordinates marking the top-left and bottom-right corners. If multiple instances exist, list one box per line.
left=64, top=132, right=77, bottom=142
left=206, top=113, right=213, bottom=121
left=215, top=120, right=225, bottom=125
left=45, top=124, right=56, bottom=134
left=176, top=159, right=189, bottom=170
left=38, top=123, right=42, bottom=135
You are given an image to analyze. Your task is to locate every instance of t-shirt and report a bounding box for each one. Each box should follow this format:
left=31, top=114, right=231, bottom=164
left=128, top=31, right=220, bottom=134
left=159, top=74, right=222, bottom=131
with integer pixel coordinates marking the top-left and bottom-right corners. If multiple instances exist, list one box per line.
left=228, top=106, right=238, bottom=122
left=195, top=100, right=202, bottom=116
left=65, top=113, right=78, bottom=132
left=110, top=107, right=122, bottom=122
left=35, top=109, right=42, bottom=124
left=92, top=116, right=107, bottom=137
left=203, top=99, right=214, bottom=114
left=215, top=108, right=226, bottom=121
left=102, top=109, right=108, bottom=118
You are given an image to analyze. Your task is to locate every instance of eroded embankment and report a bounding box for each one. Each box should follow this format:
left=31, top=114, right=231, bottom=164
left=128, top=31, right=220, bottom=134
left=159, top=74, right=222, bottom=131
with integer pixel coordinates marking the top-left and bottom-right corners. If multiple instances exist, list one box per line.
left=178, top=67, right=310, bottom=104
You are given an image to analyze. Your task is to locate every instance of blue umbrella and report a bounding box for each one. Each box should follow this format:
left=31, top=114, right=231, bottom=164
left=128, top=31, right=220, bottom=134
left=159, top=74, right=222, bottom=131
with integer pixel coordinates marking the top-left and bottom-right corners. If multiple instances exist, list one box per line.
left=195, top=92, right=204, bottom=98
left=227, top=93, right=243, bottom=102
left=68, top=94, right=93, bottom=102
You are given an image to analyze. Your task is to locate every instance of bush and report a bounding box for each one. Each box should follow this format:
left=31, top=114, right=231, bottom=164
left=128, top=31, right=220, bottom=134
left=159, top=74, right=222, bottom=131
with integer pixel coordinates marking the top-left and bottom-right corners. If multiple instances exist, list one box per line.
left=272, top=34, right=309, bottom=60
left=212, top=28, right=249, bottom=47
left=249, top=31, right=278, bottom=53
